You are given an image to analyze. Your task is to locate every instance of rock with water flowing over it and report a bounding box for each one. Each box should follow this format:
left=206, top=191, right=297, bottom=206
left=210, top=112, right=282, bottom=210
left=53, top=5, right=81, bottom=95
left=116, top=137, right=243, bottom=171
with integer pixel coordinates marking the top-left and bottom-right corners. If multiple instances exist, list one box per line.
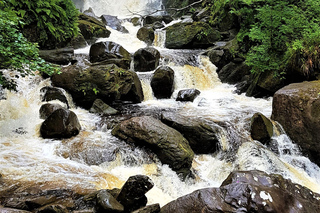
left=0, top=85, right=6, bottom=100
left=89, top=41, right=131, bottom=70
left=176, top=89, right=200, bottom=102
left=161, top=112, right=223, bottom=154
left=51, top=64, right=144, bottom=109
left=151, top=66, right=174, bottom=99
left=39, top=48, right=76, bottom=65
left=40, top=86, right=69, bottom=108
left=89, top=99, right=118, bottom=115
left=137, top=26, right=155, bottom=46
left=78, top=14, right=111, bottom=43
left=271, top=80, right=320, bottom=166
left=133, top=48, right=160, bottom=72
left=117, top=175, right=154, bottom=212
left=165, top=22, right=221, bottom=49
left=39, top=103, right=64, bottom=120
left=96, top=190, right=124, bottom=213
left=100, top=15, right=128, bottom=33
left=40, top=108, right=81, bottom=139
left=250, top=113, right=274, bottom=145
left=111, top=116, right=194, bottom=177
left=160, top=170, right=320, bottom=213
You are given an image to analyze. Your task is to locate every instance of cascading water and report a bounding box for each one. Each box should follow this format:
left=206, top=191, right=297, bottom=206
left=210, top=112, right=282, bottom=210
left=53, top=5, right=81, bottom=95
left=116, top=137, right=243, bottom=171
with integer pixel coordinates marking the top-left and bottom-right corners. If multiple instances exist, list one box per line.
left=2, top=0, right=320, bottom=208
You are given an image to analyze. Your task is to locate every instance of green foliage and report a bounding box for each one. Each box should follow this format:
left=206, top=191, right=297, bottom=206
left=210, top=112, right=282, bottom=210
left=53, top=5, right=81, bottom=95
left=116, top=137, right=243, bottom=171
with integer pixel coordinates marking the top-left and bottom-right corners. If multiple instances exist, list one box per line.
left=6, top=0, right=79, bottom=49
left=0, top=1, right=60, bottom=90
left=205, top=0, right=320, bottom=77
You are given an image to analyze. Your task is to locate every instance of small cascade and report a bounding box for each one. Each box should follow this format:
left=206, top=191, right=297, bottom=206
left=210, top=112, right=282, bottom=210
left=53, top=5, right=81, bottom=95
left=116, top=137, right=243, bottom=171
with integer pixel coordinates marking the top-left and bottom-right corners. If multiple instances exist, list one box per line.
left=153, top=29, right=166, bottom=48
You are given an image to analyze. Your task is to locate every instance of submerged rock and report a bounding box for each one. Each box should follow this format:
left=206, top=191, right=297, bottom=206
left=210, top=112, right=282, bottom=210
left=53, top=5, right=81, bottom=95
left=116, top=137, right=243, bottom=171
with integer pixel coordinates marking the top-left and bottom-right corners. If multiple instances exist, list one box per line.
left=111, top=116, right=194, bottom=177
left=151, top=66, right=175, bottom=99
left=160, top=170, right=320, bottom=213
left=176, top=89, right=200, bottom=102
left=40, top=108, right=81, bottom=139
left=272, top=80, right=320, bottom=166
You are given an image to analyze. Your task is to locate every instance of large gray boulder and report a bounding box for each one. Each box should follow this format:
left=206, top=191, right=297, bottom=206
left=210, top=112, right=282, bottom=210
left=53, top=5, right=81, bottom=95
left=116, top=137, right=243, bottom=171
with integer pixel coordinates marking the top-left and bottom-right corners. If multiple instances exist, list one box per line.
left=271, top=80, right=320, bottom=166
left=137, top=26, right=155, bottom=45
left=161, top=112, right=223, bottom=154
left=160, top=170, right=320, bottom=213
left=40, top=108, right=81, bottom=139
left=111, top=116, right=194, bottom=177
left=51, top=64, right=144, bottom=109
left=100, top=15, right=129, bottom=33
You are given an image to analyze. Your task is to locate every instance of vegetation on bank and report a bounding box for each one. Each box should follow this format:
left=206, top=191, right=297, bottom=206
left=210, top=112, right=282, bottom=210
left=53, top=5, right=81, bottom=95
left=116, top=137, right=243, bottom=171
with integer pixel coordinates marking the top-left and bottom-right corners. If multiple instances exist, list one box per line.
left=204, top=0, right=320, bottom=78
left=0, top=0, right=79, bottom=90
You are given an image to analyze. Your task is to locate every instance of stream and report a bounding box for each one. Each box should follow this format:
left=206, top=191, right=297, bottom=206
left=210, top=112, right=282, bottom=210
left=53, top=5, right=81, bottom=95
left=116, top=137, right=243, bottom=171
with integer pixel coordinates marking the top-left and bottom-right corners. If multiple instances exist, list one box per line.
left=1, top=0, right=320, bottom=207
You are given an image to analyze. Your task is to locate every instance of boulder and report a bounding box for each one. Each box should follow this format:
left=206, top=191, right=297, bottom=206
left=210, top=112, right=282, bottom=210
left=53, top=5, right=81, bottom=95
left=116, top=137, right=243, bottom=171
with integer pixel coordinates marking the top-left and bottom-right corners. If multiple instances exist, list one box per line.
left=144, top=15, right=174, bottom=25
left=250, top=113, right=274, bottom=145
left=165, top=22, right=221, bottom=49
left=176, top=89, right=200, bottom=102
left=111, top=116, right=194, bottom=177
left=271, top=80, right=320, bottom=166
left=39, top=103, right=64, bottom=120
left=100, top=15, right=129, bottom=33
left=218, top=61, right=251, bottom=84
left=78, top=13, right=111, bottom=43
left=133, top=48, right=160, bottom=72
left=40, top=86, right=69, bottom=107
left=39, top=48, right=76, bottom=65
left=246, top=70, right=285, bottom=98
left=68, top=33, right=88, bottom=49
left=96, top=190, right=124, bottom=213
left=160, top=170, right=320, bottom=213
left=161, top=112, right=223, bottom=154
left=151, top=66, right=174, bottom=99
left=51, top=64, right=144, bottom=109
left=89, top=41, right=131, bottom=69
left=117, top=175, right=154, bottom=212
left=0, top=85, right=6, bottom=100
left=89, top=99, right=118, bottom=115
left=137, top=26, right=155, bottom=45
left=40, top=108, right=81, bottom=139
left=37, top=204, right=68, bottom=213
left=0, top=207, right=32, bottom=213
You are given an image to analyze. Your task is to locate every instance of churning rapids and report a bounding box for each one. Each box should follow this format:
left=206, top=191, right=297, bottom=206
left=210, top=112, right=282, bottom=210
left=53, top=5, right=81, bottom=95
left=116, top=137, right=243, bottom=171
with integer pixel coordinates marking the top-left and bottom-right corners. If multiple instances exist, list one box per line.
left=1, top=0, right=320, bottom=207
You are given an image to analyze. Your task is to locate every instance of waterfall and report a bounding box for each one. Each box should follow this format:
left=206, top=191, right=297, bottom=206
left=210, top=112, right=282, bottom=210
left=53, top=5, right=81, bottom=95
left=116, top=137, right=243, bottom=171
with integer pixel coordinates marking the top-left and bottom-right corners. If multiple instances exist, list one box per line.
left=72, top=0, right=164, bottom=18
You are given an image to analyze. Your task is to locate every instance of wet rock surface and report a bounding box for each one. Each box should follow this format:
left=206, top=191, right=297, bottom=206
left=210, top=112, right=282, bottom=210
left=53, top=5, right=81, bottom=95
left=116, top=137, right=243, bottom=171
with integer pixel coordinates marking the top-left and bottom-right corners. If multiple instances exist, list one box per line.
left=39, top=103, right=64, bottom=120
left=40, top=108, right=81, bottom=139
left=133, top=47, right=160, bottom=72
left=40, top=86, right=69, bottom=107
left=250, top=112, right=274, bottom=145
left=161, top=112, right=223, bottom=154
left=111, top=116, right=194, bottom=177
left=151, top=66, right=175, bottom=99
left=160, top=170, right=320, bottom=213
left=176, top=89, right=200, bottom=102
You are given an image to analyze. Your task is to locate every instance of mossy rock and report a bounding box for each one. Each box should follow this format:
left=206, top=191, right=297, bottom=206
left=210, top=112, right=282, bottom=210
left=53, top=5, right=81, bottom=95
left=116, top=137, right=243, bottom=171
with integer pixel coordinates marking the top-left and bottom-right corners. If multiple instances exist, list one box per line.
left=165, top=22, right=221, bottom=49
